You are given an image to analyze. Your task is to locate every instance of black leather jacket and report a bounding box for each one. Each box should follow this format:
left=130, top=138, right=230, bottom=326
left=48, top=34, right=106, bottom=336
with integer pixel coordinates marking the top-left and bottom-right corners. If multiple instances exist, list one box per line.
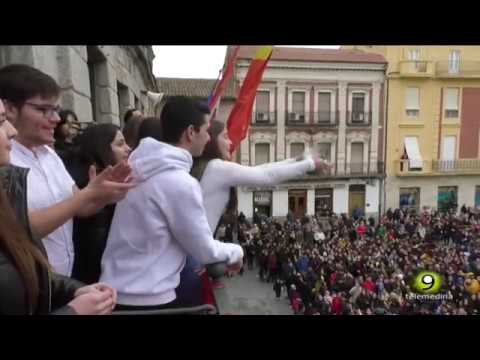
left=0, top=165, right=84, bottom=315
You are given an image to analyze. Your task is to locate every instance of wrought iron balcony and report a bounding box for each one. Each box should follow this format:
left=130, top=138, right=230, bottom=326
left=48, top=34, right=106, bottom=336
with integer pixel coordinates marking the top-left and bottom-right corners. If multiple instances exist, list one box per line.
left=347, top=111, right=371, bottom=126
left=251, top=111, right=277, bottom=126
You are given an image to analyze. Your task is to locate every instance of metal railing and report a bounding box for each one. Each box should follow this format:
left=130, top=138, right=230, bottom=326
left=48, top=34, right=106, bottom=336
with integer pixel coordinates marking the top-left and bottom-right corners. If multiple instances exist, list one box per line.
left=315, top=111, right=339, bottom=127
left=293, top=161, right=384, bottom=181
left=251, top=111, right=277, bottom=126
left=112, top=304, right=217, bottom=315
left=286, top=111, right=309, bottom=125
left=436, top=61, right=480, bottom=78
left=432, top=159, right=480, bottom=173
left=397, top=159, right=480, bottom=176
left=399, top=61, right=436, bottom=77
left=347, top=111, right=371, bottom=126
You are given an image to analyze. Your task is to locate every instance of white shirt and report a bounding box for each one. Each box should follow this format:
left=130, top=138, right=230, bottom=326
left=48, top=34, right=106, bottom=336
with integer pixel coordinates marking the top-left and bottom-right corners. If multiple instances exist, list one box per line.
left=199, top=157, right=315, bottom=233
left=10, top=140, right=75, bottom=276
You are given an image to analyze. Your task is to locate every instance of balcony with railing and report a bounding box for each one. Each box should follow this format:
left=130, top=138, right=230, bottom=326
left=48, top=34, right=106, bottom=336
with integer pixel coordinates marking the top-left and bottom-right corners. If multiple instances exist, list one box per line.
left=251, top=111, right=277, bottom=126
left=436, top=61, right=480, bottom=78
left=396, top=159, right=480, bottom=176
left=347, top=111, right=371, bottom=126
left=286, top=111, right=309, bottom=126
left=290, top=161, right=384, bottom=182
left=314, top=111, right=339, bottom=127
left=398, top=61, right=436, bottom=77
left=286, top=111, right=340, bottom=128
left=432, top=159, right=480, bottom=175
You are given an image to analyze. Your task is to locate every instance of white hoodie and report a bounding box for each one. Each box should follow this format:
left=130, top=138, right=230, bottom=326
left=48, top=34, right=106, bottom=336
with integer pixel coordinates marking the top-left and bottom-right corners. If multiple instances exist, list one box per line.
left=100, top=138, right=244, bottom=306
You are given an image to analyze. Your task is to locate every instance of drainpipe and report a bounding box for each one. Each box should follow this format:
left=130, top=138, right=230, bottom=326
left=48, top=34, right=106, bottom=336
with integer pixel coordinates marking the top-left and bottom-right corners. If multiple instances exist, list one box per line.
left=383, top=76, right=389, bottom=216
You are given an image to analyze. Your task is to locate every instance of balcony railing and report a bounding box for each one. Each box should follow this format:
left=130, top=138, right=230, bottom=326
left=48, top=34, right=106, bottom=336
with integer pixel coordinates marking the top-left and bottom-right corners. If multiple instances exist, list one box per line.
left=432, top=159, right=480, bottom=174
left=399, top=61, right=436, bottom=77
left=286, top=111, right=309, bottom=125
left=396, top=159, right=480, bottom=176
left=291, top=161, right=384, bottom=181
left=315, top=111, right=339, bottom=127
left=347, top=111, right=371, bottom=126
left=251, top=111, right=277, bottom=126
left=436, top=61, right=480, bottom=78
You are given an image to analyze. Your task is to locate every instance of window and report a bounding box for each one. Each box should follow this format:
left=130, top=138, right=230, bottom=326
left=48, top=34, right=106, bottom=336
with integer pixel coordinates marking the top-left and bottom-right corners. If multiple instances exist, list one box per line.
left=408, top=49, right=426, bottom=72
left=290, top=142, right=305, bottom=158
left=315, top=188, right=333, bottom=216
left=445, top=88, right=459, bottom=118
left=403, top=137, right=423, bottom=170
left=117, top=82, right=129, bottom=127
left=351, top=93, right=365, bottom=122
left=399, top=187, right=420, bottom=212
left=255, top=143, right=270, bottom=165
left=255, top=91, right=270, bottom=122
left=449, top=50, right=460, bottom=74
left=408, top=49, right=420, bottom=61
left=350, top=142, right=364, bottom=174
left=290, top=92, right=306, bottom=122
left=438, top=186, right=458, bottom=212
left=317, top=142, right=331, bottom=162
left=318, top=92, right=331, bottom=122
left=406, top=87, right=420, bottom=117
left=253, top=191, right=272, bottom=218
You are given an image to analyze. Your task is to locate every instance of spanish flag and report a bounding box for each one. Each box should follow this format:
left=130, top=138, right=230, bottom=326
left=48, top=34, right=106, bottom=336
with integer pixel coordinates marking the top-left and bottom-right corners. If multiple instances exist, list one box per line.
left=227, top=46, right=273, bottom=153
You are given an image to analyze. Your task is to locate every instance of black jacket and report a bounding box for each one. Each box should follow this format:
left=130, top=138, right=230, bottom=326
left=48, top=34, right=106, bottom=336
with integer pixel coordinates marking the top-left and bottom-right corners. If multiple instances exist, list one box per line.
left=67, top=160, right=115, bottom=284
left=0, top=165, right=84, bottom=315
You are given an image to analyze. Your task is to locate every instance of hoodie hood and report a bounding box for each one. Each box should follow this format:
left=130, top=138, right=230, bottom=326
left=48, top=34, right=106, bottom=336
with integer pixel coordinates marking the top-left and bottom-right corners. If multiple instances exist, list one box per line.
left=129, top=137, right=193, bottom=183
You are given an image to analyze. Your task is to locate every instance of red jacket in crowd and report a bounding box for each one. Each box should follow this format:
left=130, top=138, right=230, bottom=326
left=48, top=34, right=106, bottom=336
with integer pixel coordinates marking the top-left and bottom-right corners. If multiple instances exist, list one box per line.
left=331, top=295, right=343, bottom=315
left=362, top=280, right=377, bottom=293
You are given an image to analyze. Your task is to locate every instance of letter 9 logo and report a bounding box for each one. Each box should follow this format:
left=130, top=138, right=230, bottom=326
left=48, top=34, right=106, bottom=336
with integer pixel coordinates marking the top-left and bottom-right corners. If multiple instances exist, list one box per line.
left=413, top=271, right=442, bottom=294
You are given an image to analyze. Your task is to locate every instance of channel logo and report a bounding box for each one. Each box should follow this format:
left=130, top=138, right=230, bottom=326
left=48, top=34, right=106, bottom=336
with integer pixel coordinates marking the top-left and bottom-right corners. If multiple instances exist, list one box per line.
left=412, top=271, right=443, bottom=295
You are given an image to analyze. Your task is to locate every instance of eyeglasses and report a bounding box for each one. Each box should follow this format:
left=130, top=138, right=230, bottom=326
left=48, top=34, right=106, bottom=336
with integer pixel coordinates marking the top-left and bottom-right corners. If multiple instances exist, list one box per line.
left=24, top=102, right=61, bottom=118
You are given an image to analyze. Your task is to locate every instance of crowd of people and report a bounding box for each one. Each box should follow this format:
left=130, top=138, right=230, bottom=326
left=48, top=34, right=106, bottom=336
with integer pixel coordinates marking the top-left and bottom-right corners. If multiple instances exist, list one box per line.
left=2, top=62, right=479, bottom=316
left=236, top=206, right=480, bottom=315
left=0, top=63, right=333, bottom=315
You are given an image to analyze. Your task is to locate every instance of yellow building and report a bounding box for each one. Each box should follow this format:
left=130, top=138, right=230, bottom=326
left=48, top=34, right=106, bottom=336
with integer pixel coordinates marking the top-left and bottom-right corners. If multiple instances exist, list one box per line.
left=343, top=46, right=480, bottom=212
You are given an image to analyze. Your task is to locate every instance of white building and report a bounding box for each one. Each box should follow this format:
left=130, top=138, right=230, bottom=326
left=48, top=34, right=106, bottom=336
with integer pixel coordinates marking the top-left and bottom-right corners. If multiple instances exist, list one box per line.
left=233, top=46, right=387, bottom=220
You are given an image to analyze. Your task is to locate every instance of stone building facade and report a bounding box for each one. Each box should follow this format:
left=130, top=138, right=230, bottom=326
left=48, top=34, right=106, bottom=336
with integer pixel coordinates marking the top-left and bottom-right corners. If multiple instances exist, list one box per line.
left=0, top=45, right=158, bottom=126
left=230, top=46, right=387, bottom=220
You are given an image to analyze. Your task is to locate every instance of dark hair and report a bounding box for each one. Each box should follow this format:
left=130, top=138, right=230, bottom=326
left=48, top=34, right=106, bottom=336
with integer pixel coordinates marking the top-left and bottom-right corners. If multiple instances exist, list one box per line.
left=123, top=114, right=144, bottom=148
left=136, top=117, right=164, bottom=148
left=0, top=187, right=50, bottom=313
left=59, top=109, right=78, bottom=122
left=54, top=109, right=78, bottom=143
left=190, top=119, right=238, bottom=228
left=75, top=123, right=120, bottom=170
left=160, top=96, right=210, bottom=144
left=0, top=64, right=60, bottom=107
left=124, top=108, right=138, bottom=125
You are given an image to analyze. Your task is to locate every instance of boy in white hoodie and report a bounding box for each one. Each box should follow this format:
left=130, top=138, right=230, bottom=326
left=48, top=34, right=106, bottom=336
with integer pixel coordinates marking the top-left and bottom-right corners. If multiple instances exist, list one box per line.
left=100, top=97, right=243, bottom=310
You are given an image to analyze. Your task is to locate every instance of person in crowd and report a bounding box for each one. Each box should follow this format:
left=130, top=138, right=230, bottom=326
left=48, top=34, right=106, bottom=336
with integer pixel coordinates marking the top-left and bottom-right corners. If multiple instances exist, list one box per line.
left=68, top=123, right=131, bottom=284
left=0, top=98, right=116, bottom=315
left=100, top=96, right=244, bottom=311
left=122, top=108, right=144, bottom=148
left=0, top=64, right=134, bottom=277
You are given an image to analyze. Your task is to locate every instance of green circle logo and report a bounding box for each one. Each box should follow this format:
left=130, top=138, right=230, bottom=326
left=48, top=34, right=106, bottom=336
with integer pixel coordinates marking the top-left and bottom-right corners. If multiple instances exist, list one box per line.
left=412, top=271, right=442, bottom=294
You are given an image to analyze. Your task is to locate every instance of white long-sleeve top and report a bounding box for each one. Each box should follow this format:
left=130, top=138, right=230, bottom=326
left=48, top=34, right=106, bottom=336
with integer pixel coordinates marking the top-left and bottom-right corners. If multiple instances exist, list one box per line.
left=200, top=157, right=315, bottom=233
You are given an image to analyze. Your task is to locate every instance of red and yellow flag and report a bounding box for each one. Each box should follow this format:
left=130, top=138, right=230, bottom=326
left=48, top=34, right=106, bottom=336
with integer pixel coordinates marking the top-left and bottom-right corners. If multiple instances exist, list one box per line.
left=227, top=46, right=273, bottom=154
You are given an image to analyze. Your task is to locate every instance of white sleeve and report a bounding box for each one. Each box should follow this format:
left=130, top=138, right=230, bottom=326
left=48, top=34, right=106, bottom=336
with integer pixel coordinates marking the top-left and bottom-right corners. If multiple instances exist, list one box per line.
left=161, top=177, right=243, bottom=265
left=208, top=158, right=315, bottom=188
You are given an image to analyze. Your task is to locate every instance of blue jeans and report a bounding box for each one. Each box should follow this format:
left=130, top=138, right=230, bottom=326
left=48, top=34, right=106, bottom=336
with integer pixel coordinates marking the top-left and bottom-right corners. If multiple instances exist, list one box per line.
left=175, top=256, right=205, bottom=307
